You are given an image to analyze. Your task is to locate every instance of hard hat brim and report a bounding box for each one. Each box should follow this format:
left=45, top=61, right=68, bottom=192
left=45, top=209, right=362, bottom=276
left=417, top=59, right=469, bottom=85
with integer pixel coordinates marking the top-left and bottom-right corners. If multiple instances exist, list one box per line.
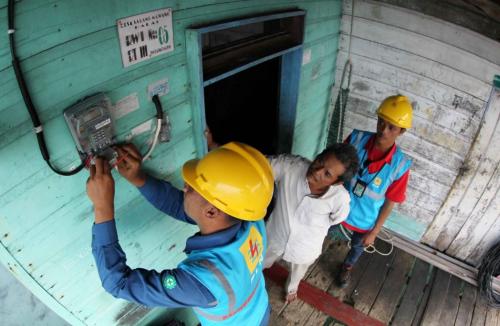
left=182, top=159, right=200, bottom=193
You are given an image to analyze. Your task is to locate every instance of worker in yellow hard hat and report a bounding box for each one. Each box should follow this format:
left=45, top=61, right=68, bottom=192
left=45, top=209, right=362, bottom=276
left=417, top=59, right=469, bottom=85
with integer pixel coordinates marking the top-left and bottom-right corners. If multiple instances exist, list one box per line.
left=330, top=95, right=413, bottom=288
left=86, top=142, right=274, bottom=326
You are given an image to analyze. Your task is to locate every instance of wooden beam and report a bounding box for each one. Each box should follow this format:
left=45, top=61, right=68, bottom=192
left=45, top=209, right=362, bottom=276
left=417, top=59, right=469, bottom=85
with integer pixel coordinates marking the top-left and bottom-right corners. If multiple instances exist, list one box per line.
left=384, top=229, right=500, bottom=294
left=265, top=264, right=386, bottom=326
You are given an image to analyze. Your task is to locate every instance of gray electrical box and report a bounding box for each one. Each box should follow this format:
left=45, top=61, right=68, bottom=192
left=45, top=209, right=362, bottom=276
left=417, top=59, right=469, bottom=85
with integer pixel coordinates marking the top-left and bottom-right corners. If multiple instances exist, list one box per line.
left=64, top=93, right=116, bottom=159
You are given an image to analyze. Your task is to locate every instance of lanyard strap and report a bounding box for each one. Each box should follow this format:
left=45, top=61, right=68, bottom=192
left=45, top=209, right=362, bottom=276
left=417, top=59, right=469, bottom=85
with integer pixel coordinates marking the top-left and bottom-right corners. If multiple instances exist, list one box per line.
left=358, top=149, right=385, bottom=186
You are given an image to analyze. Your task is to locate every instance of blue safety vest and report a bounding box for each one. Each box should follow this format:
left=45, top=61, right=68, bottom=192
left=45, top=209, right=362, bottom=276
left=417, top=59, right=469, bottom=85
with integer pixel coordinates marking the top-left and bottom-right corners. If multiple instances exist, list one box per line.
left=178, top=220, right=268, bottom=326
left=345, top=130, right=411, bottom=231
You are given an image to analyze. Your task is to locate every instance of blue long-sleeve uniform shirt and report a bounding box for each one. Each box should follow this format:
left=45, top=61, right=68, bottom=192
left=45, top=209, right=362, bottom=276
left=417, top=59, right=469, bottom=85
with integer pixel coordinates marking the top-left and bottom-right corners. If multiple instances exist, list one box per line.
left=92, top=176, right=240, bottom=308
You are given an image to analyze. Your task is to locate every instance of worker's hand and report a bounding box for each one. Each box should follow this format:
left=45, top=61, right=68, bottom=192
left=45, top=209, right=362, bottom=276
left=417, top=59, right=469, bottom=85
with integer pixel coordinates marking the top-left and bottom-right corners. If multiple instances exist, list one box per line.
left=115, top=144, right=146, bottom=187
left=362, top=230, right=378, bottom=247
left=87, top=158, right=115, bottom=224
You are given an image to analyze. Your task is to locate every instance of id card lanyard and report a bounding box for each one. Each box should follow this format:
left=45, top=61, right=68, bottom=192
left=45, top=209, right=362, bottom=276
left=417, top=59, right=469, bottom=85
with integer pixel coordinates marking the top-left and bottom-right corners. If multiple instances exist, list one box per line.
left=353, top=150, right=385, bottom=198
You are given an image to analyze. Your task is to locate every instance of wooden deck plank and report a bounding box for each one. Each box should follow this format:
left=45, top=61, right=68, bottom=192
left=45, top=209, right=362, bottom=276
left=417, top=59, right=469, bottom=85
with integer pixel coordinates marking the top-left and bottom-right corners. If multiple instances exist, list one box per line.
left=420, top=268, right=452, bottom=325
left=304, top=310, right=332, bottom=326
left=368, top=250, right=415, bottom=324
left=471, top=297, right=489, bottom=326
left=327, top=245, right=373, bottom=303
left=351, top=240, right=395, bottom=314
left=453, top=282, right=478, bottom=326
left=410, top=266, right=437, bottom=326
left=391, top=259, right=432, bottom=326
left=265, top=264, right=386, bottom=326
left=485, top=306, right=500, bottom=326
left=438, top=276, right=463, bottom=325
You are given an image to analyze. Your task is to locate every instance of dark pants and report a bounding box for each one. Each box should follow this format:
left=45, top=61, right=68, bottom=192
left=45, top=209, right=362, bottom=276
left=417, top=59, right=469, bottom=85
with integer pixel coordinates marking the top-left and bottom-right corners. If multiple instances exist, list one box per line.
left=329, top=225, right=366, bottom=267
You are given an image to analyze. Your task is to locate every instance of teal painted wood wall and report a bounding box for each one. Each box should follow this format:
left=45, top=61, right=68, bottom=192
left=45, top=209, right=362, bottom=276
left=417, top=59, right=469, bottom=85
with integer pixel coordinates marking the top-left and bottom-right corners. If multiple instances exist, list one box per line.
left=0, top=0, right=342, bottom=324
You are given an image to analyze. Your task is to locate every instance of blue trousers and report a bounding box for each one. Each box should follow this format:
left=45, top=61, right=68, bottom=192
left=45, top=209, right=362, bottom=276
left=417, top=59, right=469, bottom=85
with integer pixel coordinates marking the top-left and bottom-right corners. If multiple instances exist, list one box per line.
left=329, top=225, right=365, bottom=267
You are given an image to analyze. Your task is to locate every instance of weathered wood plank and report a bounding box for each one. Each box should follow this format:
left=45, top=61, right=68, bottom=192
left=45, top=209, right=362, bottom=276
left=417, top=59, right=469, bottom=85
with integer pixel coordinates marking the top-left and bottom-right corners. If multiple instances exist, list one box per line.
left=344, top=110, right=464, bottom=171
left=447, top=161, right=500, bottom=260
left=341, top=13, right=500, bottom=84
left=437, top=276, right=463, bottom=325
left=337, top=52, right=484, bottom=141
left=342, top=84, right=476, bottom=152
left=423, top=90, right=500, bottom=251
left=470, top=297, right=488, bottom=326
left=454, top=282, right=478, bottom=326
left=485, top=306, right=500, bottom=326
left=327, top=243, right=373, bottom=303
left=337, top=34, right=491, bottom=101
left=391, top=260, right=432, bottom=326
left=410, top=266, right=436, bottom=326
left=333, top=67, right=482, bottom=140
left=351, top=0, right=500, bottom=66
left=420, top=268, right=452, bottom=325
left=368, top=251, right=415, bottom=324
left=466, top=211, right=500, bottom=266
left=351, top=240, right=395, bottom=314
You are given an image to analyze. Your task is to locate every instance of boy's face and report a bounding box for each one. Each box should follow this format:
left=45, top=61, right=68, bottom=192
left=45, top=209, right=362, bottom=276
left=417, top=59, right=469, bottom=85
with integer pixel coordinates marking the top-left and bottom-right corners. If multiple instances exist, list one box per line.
left=376, top=117, right=405, bottom=145
left=307, top=154, right=347, bottom=189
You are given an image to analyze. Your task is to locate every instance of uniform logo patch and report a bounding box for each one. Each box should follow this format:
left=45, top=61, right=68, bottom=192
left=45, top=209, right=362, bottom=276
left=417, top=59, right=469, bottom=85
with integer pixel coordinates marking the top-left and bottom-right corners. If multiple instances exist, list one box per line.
left=239, top=226, right=263, bottom=274
left=374, top=177, right=382, bottom=187
left=163, top=275, right=177, bottom=290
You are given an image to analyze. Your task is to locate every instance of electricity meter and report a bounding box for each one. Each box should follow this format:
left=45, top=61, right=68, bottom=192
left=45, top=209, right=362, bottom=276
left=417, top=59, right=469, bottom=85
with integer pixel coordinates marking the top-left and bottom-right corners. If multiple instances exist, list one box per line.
left=64, top=93, right=116, bottom=160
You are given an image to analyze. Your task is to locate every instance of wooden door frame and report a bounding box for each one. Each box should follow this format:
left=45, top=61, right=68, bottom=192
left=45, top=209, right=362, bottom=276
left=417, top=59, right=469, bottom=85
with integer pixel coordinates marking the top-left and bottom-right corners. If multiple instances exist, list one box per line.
left=186, top=11, right=305, bottom=157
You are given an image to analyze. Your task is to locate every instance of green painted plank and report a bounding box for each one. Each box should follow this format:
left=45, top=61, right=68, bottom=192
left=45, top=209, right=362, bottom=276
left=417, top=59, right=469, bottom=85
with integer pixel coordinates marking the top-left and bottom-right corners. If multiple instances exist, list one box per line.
left=0, top=241, right=85, bottom=326
left=304, top=15, right=341, bottom=44
left=0, top=0, right=243, bottom=70
left=385, top=211, right=428, bottom=241
left=0, top=0, right=340, bottom=70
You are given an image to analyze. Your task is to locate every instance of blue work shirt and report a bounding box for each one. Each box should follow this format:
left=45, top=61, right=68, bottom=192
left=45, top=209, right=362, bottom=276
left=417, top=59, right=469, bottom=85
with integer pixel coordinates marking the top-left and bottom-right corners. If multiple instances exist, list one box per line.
left=91, top=176, right=270, bottom=324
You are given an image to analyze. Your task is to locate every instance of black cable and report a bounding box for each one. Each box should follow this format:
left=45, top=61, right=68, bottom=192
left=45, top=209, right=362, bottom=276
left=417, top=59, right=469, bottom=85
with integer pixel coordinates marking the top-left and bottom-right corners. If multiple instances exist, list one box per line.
left=152, top=94, right=164, bottom=120
left=8, top=0, right=84, bottom=176
left=478, top=241, right=500, bottom=308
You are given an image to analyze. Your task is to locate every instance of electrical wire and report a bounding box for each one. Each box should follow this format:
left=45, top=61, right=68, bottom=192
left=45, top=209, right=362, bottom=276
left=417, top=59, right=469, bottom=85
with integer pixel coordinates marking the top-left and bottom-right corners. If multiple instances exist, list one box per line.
left=338, top=224, right=394, bottom=256
left=8, top=0, right=84, bottom=176
left=142, top=95, right=163, bottom=162
left=478, top=241, right=500, bottom=308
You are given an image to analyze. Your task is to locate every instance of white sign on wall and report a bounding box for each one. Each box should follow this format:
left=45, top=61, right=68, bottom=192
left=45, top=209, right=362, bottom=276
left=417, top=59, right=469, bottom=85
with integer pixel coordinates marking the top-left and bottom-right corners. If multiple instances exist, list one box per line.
left=117, top=8, right=174, bottom=68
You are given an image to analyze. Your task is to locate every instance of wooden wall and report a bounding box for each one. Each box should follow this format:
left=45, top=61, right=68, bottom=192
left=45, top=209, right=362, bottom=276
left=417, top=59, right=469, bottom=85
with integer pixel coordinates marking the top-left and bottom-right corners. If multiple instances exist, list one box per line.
left=336, top=0, right=500, bottom=260
left=0, top=0, right=342, bottom=324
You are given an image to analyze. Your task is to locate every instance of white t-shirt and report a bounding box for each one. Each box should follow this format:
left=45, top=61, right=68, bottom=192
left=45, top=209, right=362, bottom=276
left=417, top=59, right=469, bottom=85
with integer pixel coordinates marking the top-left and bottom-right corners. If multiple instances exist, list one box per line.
left=266, top=154, right=351, bottom=264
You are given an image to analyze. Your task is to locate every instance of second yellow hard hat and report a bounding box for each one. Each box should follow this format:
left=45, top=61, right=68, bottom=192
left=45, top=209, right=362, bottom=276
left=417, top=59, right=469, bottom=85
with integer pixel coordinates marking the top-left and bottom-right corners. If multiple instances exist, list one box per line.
left=376, top=95, right=413, bottom=129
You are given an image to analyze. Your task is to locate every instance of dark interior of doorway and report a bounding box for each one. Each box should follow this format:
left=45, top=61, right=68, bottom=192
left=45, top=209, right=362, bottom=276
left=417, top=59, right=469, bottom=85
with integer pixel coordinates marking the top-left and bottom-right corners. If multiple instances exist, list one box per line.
left=204, top=57, right=280, bottom=155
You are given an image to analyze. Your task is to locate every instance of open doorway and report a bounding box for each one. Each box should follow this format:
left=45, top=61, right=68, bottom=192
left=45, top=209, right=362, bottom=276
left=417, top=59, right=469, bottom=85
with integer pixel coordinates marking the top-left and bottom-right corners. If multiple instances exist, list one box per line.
left=204, top=58, right=280, bottom=155
left=186, top=10, right=305, bottom=157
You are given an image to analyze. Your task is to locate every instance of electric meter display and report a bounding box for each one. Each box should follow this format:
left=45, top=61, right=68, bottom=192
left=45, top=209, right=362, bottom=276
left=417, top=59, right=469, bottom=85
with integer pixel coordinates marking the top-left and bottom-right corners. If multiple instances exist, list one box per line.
left=64, top=93, right=115, bottom=157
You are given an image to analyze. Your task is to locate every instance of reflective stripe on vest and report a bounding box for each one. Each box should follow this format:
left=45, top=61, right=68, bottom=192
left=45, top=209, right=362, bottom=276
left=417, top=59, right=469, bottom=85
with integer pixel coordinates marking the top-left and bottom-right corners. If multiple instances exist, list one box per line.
left=193, top=259, right=262, bottom=321
left=350, top=155, right=409, bottom=201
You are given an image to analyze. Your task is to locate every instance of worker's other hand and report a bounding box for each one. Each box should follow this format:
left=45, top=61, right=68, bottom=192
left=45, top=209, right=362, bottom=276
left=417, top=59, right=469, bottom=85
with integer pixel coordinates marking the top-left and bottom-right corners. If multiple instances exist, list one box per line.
left=115, top=144, right=146, bottom=187
left=87, top=157, right=115, bottom=224
left=362, top=230, right=377, bottom=247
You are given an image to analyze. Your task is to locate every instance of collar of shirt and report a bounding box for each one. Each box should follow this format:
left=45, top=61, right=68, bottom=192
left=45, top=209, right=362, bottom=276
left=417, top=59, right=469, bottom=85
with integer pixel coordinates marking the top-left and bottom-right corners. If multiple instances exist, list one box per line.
left=184, top=221, right=242, bottom=254
left=303, top=175, right=337, bottom=199
left=364, top=135, right=397, bottom=174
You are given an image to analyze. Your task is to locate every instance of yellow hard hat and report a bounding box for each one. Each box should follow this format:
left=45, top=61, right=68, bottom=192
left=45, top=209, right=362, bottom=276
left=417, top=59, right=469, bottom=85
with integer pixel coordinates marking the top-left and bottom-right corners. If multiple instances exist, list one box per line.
left=182, top=142, right=274, bottom=221
left=376, top=95, right=413, bottom=129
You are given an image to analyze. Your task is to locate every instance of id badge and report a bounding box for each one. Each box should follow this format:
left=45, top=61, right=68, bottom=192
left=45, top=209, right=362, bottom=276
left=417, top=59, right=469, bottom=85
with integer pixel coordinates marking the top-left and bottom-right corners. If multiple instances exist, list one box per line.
left=353, top=179, right=367, bottom=198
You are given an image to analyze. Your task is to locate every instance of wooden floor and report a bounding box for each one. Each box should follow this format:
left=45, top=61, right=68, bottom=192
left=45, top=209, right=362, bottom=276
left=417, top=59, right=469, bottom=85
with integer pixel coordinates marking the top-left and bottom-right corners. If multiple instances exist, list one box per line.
left=265, top=239, right=499, bottom=326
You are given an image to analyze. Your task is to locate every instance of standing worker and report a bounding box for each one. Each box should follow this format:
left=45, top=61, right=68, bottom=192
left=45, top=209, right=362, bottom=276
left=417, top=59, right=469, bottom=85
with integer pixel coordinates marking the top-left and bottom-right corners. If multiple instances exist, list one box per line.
left=334, top=95, right=413, bottom=287
left=86, top=142, right=274, bottom=325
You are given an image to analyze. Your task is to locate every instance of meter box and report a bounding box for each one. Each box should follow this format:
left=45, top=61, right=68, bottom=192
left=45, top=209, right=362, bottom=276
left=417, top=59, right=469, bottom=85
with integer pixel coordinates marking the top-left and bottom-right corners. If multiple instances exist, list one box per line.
left=64, top=93, right=115, bottom=158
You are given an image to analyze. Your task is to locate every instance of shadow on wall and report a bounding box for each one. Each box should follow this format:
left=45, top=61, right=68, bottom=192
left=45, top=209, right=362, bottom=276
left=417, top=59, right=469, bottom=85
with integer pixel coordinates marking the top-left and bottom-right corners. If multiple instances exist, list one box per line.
left=0, top=264, right=68, bottom=326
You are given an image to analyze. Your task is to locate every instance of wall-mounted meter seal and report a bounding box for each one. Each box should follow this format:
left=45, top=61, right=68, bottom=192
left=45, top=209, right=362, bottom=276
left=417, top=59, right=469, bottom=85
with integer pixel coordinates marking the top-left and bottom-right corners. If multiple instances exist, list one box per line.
left=64, top=93, right=117, bottom=162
